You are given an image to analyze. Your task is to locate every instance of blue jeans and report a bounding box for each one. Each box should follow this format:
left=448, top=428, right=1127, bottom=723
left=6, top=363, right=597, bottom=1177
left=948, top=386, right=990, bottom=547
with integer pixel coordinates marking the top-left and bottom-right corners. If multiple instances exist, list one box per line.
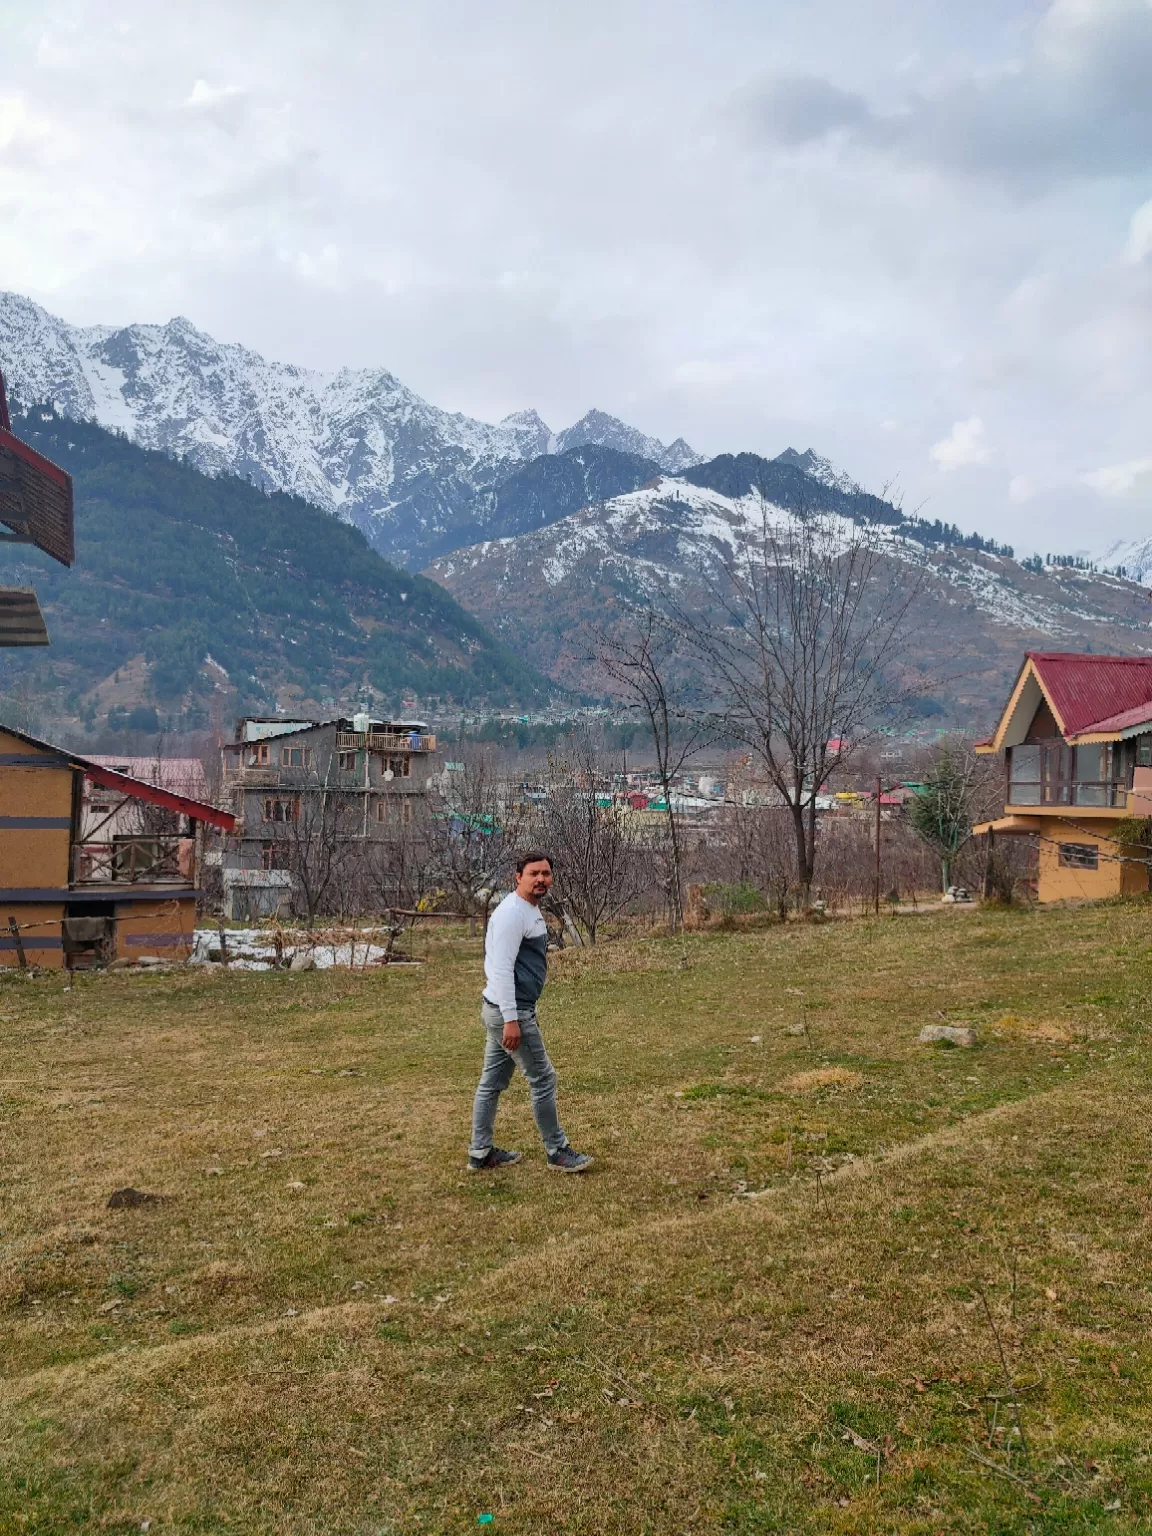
left=470, top=1000, right=568, bottom=1158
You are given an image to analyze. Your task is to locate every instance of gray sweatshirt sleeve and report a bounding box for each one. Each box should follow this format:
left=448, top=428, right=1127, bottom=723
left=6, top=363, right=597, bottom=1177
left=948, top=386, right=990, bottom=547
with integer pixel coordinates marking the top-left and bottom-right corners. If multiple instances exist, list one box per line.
left=485, top=900, right=524, bottom=1022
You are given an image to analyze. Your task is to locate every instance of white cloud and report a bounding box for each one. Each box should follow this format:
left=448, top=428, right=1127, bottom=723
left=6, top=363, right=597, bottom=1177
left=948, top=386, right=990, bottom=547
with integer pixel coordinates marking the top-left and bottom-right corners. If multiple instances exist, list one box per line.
left=1124, top=197, right=1152, bottom=263
left=1009, top=474, right=1037, bottom=503
left=1082, top=457, right=1152, bottom=496
left=185, top=79, right=243, bottom=108
left=930, top=417, right=991, bottom=472
left=0, top=0, right=1150, bottom=555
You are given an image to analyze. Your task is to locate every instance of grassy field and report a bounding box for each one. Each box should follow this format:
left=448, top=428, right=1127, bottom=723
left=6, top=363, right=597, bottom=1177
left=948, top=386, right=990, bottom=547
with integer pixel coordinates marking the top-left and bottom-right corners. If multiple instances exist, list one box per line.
left=2, top=902, right=1152, bottom=1534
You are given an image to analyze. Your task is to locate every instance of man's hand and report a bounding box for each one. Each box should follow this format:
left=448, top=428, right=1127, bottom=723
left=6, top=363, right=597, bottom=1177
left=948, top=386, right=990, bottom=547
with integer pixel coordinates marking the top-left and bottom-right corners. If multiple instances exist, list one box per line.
left=502, top=1018, right=521, bottom=1051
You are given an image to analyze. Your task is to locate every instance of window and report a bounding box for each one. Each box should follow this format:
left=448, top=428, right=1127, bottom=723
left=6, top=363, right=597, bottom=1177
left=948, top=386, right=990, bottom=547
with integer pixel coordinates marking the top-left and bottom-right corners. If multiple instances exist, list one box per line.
left=261, top=842, right=289, bottom=871
left=1058, top=842, right=1098, bottom=871
left=280, top=745, right=312, bottom=768
left=1008, top=744, right=1041, bottom=805
left=383, top=755, right=411, bottom=778
left=1072, top=742, right=1121, bottom=806
left=1138, top=736, right=1152, bottom=769
left=375, top=797, right=413, bottom=824
left=338, top=750, right=361, bottom=772
left=248, top=743, right=270, bottom=767
left=262, top=797, right=299, bottom=823
left=1010, top=742, right=1123, bottom=807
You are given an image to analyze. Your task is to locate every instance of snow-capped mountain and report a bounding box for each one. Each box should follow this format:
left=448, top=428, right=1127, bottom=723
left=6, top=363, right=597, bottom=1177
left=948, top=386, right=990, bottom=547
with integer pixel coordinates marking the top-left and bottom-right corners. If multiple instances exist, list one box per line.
left=0, top=291, right=699, bottom=567
left=773, top=446, right=861, bottom=495
left=554, top=409, right=701, bottom=472
left=425, top=464, right=1152, bottom=721
left=1098, top=534, right=1152, bottom=584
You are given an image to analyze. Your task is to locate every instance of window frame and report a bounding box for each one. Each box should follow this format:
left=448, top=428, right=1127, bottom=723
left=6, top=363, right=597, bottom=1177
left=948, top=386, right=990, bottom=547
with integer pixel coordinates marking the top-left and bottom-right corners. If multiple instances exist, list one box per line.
left=262, top=796, right=300, bottom=824
left=1057, top=842, right=1099, bottom=871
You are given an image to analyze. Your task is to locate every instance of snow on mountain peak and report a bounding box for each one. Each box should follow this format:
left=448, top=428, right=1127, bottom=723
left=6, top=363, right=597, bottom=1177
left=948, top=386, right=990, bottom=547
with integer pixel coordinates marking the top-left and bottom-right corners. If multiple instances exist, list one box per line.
left=773, top=446, right=861, bottom=495
left=554, top=408, right=703, bottom=472
left=0, top=292, right=699, bottom=565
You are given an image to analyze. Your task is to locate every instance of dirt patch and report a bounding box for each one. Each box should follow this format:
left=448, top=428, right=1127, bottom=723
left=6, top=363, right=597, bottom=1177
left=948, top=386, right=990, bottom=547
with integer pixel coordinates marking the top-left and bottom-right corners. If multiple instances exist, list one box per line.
left=548, top=942, right=674, bottom=979
left=189, top=1261, right=253, bottom=1292
left=991, top=1013, right=1078, bottom=1043
left=780, top=1067, right=864, bottom=1092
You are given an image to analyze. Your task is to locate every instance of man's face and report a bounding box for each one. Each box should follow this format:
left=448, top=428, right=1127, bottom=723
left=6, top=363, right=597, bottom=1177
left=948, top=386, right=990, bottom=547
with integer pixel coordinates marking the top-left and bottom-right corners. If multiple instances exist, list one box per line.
left=516, top=860, right=553, bottom=901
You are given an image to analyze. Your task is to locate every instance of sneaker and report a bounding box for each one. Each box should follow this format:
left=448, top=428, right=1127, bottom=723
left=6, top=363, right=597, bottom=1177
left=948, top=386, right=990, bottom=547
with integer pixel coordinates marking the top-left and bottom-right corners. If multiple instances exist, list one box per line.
left=547, top=1146, right=594, bottom=1173
left=467, top=1146, right=523, bottom=1172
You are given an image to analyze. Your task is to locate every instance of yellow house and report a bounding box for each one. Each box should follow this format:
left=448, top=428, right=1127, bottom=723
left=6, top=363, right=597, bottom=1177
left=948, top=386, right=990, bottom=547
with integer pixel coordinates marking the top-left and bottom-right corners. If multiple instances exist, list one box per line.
left=975, top=652, right=1152, bottom=903
left=0, top=724, right=234, bottom=968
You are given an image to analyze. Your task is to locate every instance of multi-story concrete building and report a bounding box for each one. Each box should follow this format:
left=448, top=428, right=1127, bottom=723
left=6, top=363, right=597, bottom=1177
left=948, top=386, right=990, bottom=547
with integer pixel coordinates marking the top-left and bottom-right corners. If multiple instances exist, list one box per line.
left=218, top=714, right=440, bottom=919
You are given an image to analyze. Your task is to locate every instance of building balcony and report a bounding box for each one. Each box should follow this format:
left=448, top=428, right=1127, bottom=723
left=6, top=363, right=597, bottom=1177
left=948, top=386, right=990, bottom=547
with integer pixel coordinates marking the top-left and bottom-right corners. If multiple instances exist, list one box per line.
left=72, top=834, right=196, bottom=886
left=335, top=730, right=437, bottom=753
left=1007, top=780, right=1128, bottom=812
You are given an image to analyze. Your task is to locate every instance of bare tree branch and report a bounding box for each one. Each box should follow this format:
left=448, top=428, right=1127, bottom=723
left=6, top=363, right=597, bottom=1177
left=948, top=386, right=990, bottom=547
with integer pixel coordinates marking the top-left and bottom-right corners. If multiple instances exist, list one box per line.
left=596, top=612, right=712, bottom=932
left=676, top=495, right=925, bottom=904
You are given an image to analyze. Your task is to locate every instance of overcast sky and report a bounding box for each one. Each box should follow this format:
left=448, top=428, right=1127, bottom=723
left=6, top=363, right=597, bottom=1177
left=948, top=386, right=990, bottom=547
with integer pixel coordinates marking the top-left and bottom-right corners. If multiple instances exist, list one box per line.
left=2, top=0, right=1150, bottom=554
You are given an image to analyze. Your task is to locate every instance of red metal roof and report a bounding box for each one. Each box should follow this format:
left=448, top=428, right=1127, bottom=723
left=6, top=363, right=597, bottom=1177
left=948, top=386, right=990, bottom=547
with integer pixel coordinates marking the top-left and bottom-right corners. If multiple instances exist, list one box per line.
left=1029, top=652, right=1152, bottom=738
left=1073, top=700, right=1152, bottom=737
left=83, top=763, right=234, bottom=830
left=0, top=723, right=234, bottom=830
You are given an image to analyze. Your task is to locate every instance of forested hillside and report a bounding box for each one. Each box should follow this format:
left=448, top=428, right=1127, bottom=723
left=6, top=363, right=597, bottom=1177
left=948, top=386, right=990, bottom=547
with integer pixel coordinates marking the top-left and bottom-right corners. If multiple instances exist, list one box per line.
left=0, top=404, right=550, bottom=734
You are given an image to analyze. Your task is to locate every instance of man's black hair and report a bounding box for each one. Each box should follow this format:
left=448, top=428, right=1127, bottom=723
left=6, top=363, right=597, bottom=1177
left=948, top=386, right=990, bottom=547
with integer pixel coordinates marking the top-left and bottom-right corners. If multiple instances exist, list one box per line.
left=515, top=850, right=552, bottom=876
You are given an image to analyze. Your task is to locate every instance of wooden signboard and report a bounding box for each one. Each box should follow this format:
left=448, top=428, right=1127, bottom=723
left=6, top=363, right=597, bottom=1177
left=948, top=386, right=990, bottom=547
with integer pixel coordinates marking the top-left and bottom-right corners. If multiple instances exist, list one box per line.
left=0, top=371, right=75, bottom=568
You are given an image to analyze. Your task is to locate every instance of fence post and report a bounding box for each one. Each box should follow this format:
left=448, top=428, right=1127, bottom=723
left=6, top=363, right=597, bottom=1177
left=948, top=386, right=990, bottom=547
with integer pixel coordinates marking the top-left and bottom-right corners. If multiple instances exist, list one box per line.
left=8, top=915, right=27, bottom=972
left=874, top=776, right=882, bottom=916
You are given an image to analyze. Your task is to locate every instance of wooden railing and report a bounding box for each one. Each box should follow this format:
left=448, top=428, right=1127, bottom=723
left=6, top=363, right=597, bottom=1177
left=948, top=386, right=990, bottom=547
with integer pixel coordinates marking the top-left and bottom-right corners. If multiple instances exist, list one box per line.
left=72, top=834, right=192, bottom=885
left=1008, top=780, right=1128, bottom=809
left=335, top=731, right=437, bottom=752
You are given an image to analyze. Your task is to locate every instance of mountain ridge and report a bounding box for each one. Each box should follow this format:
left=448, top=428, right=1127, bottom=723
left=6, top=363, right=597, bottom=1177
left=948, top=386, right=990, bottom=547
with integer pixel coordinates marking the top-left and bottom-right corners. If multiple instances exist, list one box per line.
left=423, top=463, right=1152, bottom=724
left=0, top=291, right=700, bottom=569
left=0, top=401, right=551, bottom=736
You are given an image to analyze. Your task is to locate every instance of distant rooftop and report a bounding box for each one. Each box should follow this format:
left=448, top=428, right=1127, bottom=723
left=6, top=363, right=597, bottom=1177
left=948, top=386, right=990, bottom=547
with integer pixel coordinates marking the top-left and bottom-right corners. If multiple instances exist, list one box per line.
left=235, top=715, right=429, bottom=743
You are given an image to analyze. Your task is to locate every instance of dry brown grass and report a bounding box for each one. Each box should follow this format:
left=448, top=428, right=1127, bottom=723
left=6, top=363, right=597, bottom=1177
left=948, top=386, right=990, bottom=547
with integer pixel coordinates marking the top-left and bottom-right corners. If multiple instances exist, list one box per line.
left=989, top=1011, right=1081, bottom=1044
left=2, top=902, right=1152, bottom=1532
left=779, top=1066, right=865, bottom=1092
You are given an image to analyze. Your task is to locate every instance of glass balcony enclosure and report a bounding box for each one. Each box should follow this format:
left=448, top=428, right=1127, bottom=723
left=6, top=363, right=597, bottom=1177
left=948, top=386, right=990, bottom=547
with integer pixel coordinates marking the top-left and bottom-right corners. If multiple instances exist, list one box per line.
left=1008, top=741, right=1130, bottom=807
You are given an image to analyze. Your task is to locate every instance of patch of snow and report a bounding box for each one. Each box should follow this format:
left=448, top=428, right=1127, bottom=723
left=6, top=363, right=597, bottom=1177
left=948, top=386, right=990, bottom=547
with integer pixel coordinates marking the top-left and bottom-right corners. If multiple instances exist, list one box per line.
left=192, top=927, right=396, bottom=970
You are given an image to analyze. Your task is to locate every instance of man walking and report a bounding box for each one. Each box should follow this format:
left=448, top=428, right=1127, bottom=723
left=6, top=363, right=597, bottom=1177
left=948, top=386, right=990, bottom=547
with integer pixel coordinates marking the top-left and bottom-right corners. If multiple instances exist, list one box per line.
left=468, top=851, right=593, bottom=1173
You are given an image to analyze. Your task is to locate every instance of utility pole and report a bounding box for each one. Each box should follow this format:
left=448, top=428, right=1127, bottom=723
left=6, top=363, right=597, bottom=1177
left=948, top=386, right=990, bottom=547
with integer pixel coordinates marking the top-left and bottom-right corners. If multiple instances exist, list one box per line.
left=874, top=775, right=882, bottom=915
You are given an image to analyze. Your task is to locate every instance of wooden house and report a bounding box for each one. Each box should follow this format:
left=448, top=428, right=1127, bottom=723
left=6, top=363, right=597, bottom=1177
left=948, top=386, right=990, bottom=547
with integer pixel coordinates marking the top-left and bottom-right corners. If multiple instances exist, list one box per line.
left=975, top=652, right=1152, bottom=902
left=0, top=724, right=234, bottom=968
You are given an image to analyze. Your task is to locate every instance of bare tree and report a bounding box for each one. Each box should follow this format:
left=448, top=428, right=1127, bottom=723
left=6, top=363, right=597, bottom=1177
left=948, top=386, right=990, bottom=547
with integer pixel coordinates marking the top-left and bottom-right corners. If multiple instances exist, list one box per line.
left=909, top=739, right=995, bottom=892
left=268, top=789, right=361, bottom=927
left=534, top=732, right=649, bottom=943
left=597, top=612, right=711, bottom=931
left=357, top=801, right=436, bottom=915
left=427, top=749, right=526, bottom=929
left=712, top=798, right=799, bottom=920
left=679, top=499, right=923, bottom=906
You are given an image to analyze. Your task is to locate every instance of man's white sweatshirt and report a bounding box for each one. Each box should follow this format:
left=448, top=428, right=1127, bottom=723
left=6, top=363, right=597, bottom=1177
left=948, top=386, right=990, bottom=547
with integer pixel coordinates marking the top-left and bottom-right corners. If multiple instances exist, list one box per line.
left=483, top=893, right=549, bottom=1022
